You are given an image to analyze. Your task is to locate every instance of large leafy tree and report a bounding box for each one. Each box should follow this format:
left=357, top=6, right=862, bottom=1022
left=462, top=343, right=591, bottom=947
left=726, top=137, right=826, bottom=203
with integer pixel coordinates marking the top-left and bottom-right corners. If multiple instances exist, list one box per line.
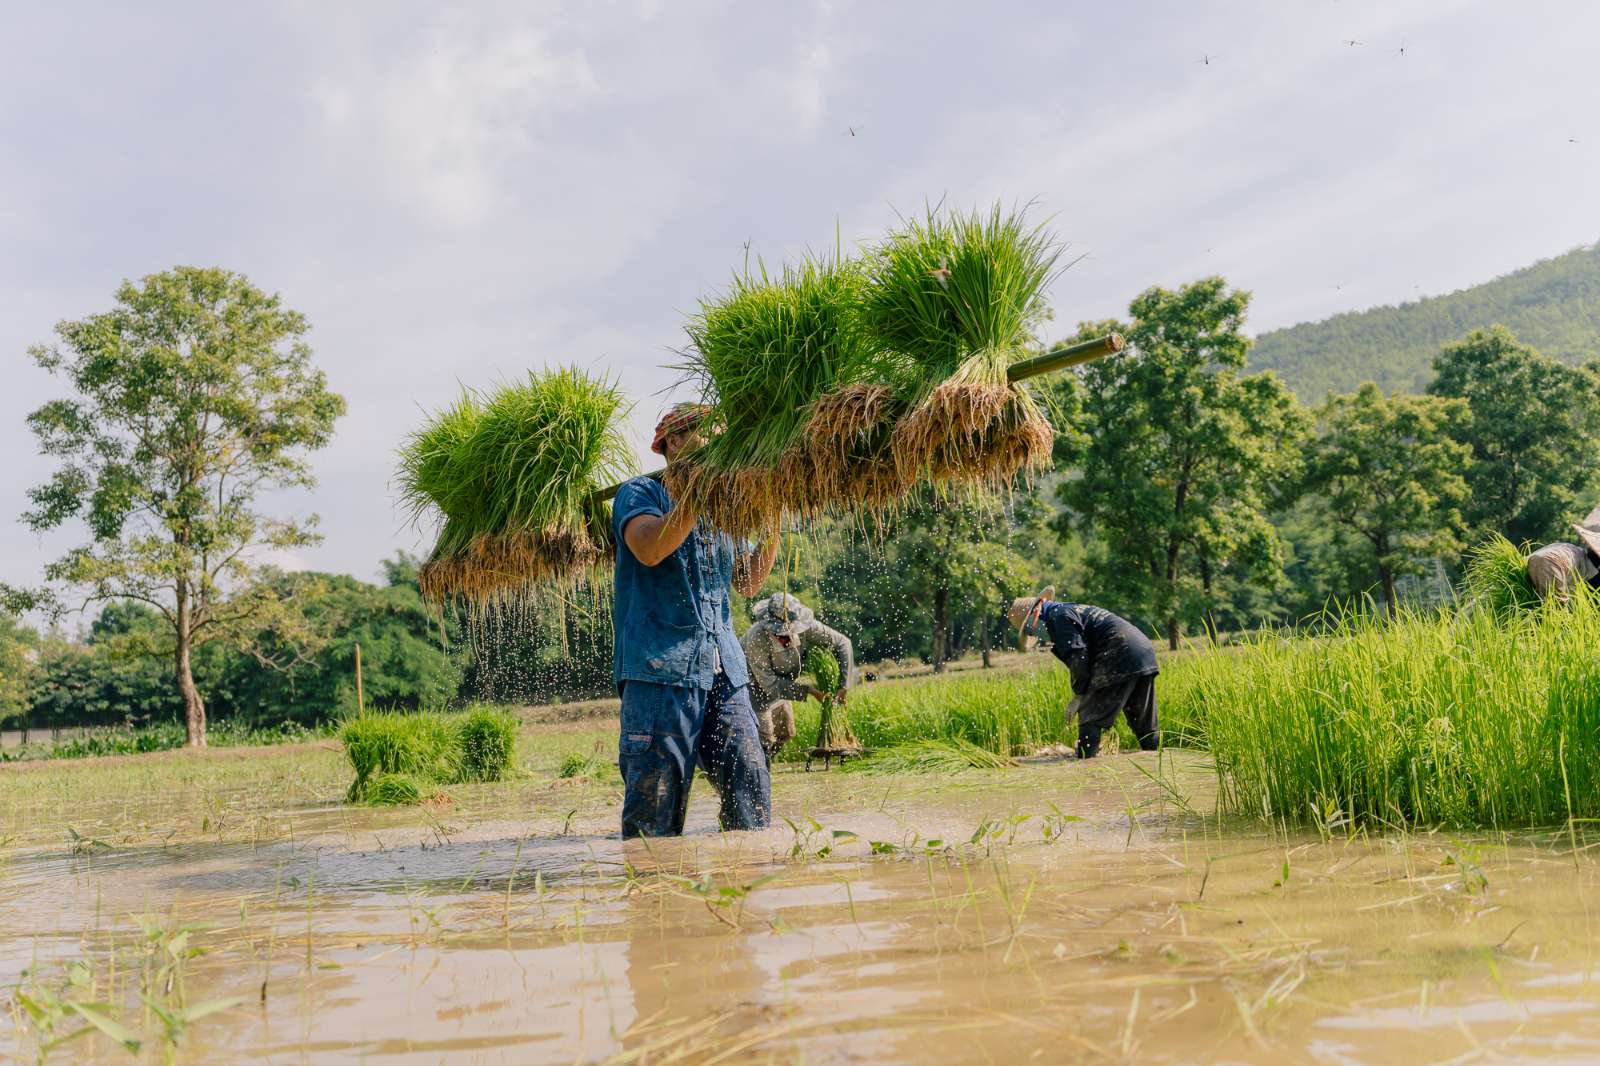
left=1426, top=326, right=1600, bottom=547
left=1058, top=278, right=1306, bottom=648
left=23, top=267, right=346, bottom=746
left=1302, top=384, right=1471, bottom=615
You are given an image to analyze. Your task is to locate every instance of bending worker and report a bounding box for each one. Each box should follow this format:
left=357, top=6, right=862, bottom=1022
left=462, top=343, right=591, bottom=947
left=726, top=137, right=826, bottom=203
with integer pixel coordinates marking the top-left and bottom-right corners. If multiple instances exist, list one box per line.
left=741, top=592, right=855, bottom=758
left=1007, top=586, right=1159, bottom=759
left=611, top=403, right=779, bottom=838
left=1526, top=505, right=1600, bottom=601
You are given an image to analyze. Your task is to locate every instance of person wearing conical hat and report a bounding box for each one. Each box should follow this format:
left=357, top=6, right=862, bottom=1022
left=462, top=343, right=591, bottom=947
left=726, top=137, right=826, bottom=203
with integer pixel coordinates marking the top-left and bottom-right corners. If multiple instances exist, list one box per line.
left=1005, top=586, right=1160, bottom=759
left=741, top=592, right=855, bottom=760
left=1526, top=504, right=1600, bottom=602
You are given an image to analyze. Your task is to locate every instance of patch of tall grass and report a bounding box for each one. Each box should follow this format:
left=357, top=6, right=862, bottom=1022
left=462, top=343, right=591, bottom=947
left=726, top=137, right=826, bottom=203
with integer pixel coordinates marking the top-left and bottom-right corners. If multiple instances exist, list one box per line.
left=1174, top=594, right=1600, bottom=828
left=341, top=706, right=519, bottom=804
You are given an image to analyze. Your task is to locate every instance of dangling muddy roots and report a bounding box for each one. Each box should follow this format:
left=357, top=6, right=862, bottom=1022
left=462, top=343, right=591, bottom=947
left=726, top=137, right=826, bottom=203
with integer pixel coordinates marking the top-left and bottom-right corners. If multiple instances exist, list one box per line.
left=418, top=524, right=613, bottom=610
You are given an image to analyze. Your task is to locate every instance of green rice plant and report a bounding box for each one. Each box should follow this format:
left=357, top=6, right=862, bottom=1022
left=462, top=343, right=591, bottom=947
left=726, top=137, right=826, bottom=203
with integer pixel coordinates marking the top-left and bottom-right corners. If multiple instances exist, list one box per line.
left=860, top=203, right=1062, bottom=487
left=670, top=253, right=886, bottom=533
left=456, top=706, right=519, bottom=782
left=805, top=646, right=860, bottom=756
left=1165, top=594, right=1600, bottom=829
left=844, top=737, right=1017, bottom=775
left=396, top=366, right=635, bottom=605
left=557, top=750, right=610, bottom=779
left=340, top=711, right=461, bottom=802
left=1461, top=533, right=1540, bottom=614
left=366, top=772, right=431, bottom=807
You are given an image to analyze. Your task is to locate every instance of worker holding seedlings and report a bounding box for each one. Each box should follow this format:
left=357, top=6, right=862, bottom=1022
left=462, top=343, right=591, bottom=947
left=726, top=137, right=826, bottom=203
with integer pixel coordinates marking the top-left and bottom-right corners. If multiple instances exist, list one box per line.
left=611, top=403, right=780, bottom=838
left=1526, top=505, right=1600, bottom=601
left=741, top=592, right=855, bottom=759
left=1007, top=586, right=1160, bottom=759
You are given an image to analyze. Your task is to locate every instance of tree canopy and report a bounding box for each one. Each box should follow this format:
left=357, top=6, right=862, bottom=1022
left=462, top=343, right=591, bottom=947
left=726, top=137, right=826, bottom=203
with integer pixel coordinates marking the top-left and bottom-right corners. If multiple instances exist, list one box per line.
left=23, top=266, right=346, bottom=745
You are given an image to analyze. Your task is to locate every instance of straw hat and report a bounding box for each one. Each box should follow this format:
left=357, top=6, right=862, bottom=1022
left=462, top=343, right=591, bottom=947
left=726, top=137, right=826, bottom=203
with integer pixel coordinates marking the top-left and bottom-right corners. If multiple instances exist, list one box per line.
left=1575, top=503, right=1600, bottom=556
left=1006, top=585, right=1054, bottom=651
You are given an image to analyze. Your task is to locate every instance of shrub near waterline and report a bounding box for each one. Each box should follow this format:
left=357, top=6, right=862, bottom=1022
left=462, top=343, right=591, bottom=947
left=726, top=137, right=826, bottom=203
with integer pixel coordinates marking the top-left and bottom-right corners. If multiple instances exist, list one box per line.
left=1175, top=595, right=1600, bottom=829
left=340, top=705, right=519, bottom=803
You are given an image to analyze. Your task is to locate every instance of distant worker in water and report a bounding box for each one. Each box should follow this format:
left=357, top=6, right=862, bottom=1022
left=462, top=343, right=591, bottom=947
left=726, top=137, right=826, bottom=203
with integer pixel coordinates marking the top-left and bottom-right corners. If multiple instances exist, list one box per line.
left=1526, top=505, right=1600, bottom=602
left=610, top=403, right=779, bottom=838
left=1007, top=587, right=1160, bottom=759
left=741, top=593, right=855, bottom=759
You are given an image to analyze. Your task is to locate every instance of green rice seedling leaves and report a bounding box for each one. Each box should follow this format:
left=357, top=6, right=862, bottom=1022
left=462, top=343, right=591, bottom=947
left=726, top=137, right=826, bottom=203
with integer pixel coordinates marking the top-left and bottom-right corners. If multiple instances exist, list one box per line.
left=397, top=366, right=636, bottom=603
left=341, top=712, right=460, bottom=801
left=805, top=646, right=861, bottom=759
left=455, top=706, right=519, bottom=782
left=671, top=252, right=887, bottom=532
left=366, top=773, right=428, bottom=807
left=845, top=737, right=1017, bottom=776
left=1461, top=533, right=1540, bottom=614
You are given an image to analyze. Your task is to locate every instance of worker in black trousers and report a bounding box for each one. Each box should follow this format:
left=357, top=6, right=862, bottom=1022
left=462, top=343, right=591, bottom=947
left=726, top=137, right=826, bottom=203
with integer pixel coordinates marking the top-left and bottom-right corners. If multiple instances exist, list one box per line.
left=1007, top=586, right=1159, bottom=759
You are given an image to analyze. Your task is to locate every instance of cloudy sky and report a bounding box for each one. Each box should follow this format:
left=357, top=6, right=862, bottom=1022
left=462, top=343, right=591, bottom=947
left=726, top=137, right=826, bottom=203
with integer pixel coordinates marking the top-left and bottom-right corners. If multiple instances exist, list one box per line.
left=4, top=1, right=1598, bottom=590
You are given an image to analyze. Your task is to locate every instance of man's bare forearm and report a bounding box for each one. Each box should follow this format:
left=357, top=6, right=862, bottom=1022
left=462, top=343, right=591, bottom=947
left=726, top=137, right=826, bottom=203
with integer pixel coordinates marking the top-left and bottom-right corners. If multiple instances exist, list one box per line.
left=622, top=506, right=699, bottom=566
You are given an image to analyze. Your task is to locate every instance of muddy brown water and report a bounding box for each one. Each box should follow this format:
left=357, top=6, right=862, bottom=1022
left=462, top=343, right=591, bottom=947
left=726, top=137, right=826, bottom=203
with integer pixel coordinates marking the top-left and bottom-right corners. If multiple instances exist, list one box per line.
left=5, top=751, right=1600, bottom=1063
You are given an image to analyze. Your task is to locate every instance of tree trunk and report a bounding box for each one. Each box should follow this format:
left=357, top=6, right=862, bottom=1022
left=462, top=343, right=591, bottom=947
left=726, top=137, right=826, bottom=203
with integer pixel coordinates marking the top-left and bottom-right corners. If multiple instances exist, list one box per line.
left=1166, top=617, right=1180, bottom=652
left=932, top=586, right=948, bottom=674
left=1199, top=555, right=1219, bottom=644
left=1380, top=564, right=1398, bottom=619
left=176, top=580, right=206, bottom=747
left=980, top=614, right=992, bottom=669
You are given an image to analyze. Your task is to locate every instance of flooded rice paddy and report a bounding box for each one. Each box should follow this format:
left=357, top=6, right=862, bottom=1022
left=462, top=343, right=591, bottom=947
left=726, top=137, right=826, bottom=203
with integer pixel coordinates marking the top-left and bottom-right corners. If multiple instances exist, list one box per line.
left=5, top=739, right=1600, bottom=1063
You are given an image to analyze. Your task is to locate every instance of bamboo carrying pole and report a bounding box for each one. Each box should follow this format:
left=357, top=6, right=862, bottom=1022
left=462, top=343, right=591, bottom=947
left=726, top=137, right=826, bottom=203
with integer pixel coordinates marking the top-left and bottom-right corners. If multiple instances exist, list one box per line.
left=595, top=332, right=1125, bottom=501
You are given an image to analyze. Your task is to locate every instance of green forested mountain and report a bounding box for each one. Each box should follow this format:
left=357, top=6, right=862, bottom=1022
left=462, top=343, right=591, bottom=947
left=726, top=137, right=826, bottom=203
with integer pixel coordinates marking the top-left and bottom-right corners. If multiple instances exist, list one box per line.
left=1251, top=242, right=1600, bottom=401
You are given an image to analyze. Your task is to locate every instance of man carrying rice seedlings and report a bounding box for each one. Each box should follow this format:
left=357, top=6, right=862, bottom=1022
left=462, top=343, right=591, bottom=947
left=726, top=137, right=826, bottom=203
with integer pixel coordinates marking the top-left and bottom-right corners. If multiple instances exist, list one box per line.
left=741, top=592, right=855, bottom=759
left=612, top=403, right=780, bottom=838
left=1007, top=586, right=1160, bottom=759
left=1526, top=505, right=1600, bottom=602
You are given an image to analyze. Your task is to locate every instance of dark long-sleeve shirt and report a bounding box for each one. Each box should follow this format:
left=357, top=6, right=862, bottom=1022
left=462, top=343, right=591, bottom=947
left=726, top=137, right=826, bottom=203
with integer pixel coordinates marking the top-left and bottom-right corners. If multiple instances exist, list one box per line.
left=1039, top=602, right=1158, bottom=696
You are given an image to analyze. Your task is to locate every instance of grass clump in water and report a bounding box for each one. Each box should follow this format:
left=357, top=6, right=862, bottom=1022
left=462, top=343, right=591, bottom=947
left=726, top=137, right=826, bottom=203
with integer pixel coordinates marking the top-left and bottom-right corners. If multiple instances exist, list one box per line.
left=366, top=772, right=429, bottom=807
left=845, top=737, right=1016, bottom=775
left=557, top=750, right=610, bottom=779
left=456, top=707, right=519, bottom=782
left=341, top=707, right=519, bottom=804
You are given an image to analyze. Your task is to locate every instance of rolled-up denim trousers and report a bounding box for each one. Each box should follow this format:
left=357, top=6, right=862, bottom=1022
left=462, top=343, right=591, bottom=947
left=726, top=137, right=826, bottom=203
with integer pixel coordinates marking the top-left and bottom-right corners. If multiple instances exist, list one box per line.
left=618, top=672, right=772, bottom=838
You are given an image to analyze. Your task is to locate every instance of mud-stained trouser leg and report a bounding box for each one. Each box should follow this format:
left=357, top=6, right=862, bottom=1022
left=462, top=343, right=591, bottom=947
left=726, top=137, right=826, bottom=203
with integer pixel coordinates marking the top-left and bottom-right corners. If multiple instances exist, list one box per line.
left=1121, top=675, right=1160, bottom=751
left=697, top=674, right=772, bottom=831
left=1074, top=678, right=1138, bottom=759
left=618, top=680, right=703, bottom=839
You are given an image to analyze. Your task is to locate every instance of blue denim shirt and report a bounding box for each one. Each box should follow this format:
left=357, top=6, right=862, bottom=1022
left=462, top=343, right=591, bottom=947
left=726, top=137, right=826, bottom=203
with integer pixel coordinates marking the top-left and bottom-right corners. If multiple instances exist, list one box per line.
left=611, top=475, right=749, bottom=692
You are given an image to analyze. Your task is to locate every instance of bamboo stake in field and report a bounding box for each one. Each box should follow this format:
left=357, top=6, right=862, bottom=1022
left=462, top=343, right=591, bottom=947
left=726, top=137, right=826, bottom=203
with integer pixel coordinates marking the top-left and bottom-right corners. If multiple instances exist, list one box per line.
left=595, top=332, right=1125, bottom=502
left=354, top=643, right=365, bottom=715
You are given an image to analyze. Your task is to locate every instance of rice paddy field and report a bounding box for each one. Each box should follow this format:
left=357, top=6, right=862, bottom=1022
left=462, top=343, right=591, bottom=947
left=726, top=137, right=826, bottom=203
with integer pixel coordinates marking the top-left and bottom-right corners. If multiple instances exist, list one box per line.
left=9, top=601, right=1600, bottom=1063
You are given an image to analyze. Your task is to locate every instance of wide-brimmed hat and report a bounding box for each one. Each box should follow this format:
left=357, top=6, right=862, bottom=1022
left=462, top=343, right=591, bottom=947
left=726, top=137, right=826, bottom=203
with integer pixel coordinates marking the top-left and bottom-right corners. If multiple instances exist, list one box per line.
left=762, top=592, right=805, bottom=638
left=1575, top=524, right=1600, bottom=557
left=1006, top=585, right=1054, bottom=651
left=650, top=402, right=710, bottom=455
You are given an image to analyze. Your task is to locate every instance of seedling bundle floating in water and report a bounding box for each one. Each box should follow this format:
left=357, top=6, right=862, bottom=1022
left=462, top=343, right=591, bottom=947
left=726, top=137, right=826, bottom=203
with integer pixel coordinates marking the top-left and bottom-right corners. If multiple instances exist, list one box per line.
left=398, top=366, right=635, bottom=608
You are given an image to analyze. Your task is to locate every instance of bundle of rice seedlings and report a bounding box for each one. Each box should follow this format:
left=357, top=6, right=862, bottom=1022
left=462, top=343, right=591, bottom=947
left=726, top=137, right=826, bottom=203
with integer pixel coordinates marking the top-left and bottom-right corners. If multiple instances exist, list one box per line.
left=860, top=204, right=1061, bottom=489
left=668, top=254, right=883, bottom=534
left=805, top=646, right=861, bottom=766
left=366, top=772, right=435, bottom=807
left=397, top=366, right=635, bottom=607
left=455, top=706, right=520, bottom=782
left=341, top=711, right=461, bottom=802
left=1461, top=534, right=1541, bottom=615
left=844, top=737, right=1017, bottom=776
